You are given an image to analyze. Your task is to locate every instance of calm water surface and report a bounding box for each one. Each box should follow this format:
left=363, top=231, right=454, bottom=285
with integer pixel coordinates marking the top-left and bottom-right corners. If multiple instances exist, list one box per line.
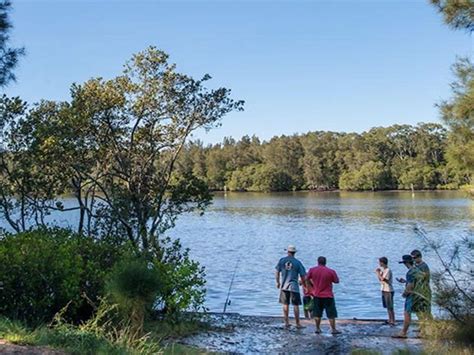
left=168, top=191, right=472, bottom=319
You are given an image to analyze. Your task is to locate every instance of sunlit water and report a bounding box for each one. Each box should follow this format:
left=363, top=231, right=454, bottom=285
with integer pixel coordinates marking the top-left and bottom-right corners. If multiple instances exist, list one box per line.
left=168, top=191, right=472, bottom=319
left=2, top=191, right=471, bottom=319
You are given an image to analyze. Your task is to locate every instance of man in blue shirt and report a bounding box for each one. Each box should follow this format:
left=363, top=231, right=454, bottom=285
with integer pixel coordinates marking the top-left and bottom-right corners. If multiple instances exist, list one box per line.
left=275, top=245, right=306, bottom=328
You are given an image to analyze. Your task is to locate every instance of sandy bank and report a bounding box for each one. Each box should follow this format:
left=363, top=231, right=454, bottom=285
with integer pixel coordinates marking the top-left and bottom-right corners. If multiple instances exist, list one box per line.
left=179, top=313, right=424, bottom=354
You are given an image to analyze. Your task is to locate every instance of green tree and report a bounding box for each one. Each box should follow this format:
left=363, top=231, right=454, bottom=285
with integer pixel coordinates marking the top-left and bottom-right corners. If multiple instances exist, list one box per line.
left=0, top=1, right=24, bottom=87
left=339, top=161, right=386, bottom=191
left=0, top=47, right=244, bottom=251
left=263, top=135, right=304, bottom=190
left=437, top=58, right=474, bottom=184
left=430, top=0, right=474, bottom=32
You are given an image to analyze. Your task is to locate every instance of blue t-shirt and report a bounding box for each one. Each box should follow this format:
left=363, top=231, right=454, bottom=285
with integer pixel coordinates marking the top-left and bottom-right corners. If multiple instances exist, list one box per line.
left=405, top=267, right=418, bottom=299
left=275, top=256, right=306, bottom=293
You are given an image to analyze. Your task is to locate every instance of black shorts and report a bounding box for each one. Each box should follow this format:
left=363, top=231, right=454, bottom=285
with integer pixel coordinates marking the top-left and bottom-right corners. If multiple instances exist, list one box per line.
left=279, top=290, right=302, bottom=305
left=313, top=297, right=337, bottom=319
left=382, top=291, right=394, bottom=310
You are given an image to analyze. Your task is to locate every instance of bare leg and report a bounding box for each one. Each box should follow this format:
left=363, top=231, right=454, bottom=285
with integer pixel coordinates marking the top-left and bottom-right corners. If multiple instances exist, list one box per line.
left=388, top=309, right=395, bottom=324
left=314, top=317, right=322, bottom=333
left=294, top=306, right=301, bottom=327
left=283, top=304, right=290, bottom=327
left=329, top=318, right=341, bottom=333
left=400, top=311, right=411, bottom=336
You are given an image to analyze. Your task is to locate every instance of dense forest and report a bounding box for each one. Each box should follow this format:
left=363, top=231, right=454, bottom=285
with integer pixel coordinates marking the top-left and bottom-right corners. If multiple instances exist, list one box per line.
left=177, top=123, right=471, bottom=192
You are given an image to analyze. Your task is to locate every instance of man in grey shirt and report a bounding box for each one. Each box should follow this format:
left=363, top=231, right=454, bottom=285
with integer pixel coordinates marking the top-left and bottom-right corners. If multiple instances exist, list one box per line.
left=275, top=245, right=306, bottom=328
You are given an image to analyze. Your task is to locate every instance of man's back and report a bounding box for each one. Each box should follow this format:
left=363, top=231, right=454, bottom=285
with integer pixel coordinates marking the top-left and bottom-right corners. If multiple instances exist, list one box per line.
left=307, top=265, right=339, bottom=298
left=276, top=256, right=305, bottom=292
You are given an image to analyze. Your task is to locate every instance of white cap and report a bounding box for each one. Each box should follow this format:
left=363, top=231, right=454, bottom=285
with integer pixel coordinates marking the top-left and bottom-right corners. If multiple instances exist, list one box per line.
left=286, top=245, right=297, bottom=253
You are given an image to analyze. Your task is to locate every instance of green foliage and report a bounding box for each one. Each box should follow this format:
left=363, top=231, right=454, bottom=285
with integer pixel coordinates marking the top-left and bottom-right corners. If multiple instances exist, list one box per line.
left=396, top=160, right=438, bottom=190
left=177, top=123, right=456, bottom=192
left=106, top=258, right=162, bottom=336
left=156, top=237, right=206, bottom=316
left=228, top=164, right=294, bottom=192
left=0, top=311, right=162, bottom=355
left=436, top=58, right=474, bottom=184
left=415, top=227, right=473, bottom=348
left=339, top=161, right=386, bottom=191
left=0, top=1, right=24, bottom=87
left=430, top=0, right=474, bottom=32
left=0, top=46, right=243, bottom=250
left=0, top=228, right=132, bottom=324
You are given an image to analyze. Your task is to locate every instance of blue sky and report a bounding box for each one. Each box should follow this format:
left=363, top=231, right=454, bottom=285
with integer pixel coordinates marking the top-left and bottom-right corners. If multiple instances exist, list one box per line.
left=4, top=0, right=473, bottom=143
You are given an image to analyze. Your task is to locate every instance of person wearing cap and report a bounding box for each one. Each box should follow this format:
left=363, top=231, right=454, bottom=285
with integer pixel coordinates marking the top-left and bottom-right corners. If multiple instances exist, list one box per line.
left=393, top=254, right=418, bottom=338
left=275, top=245, right=306, bottom=328
left=410, top=249, right=432, bottom=320
left=306, top=256, right=341, bottom=334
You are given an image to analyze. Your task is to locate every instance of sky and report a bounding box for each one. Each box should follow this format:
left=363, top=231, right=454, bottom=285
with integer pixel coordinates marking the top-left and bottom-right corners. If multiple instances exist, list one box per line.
left=3, top=0, right=473, bottom=144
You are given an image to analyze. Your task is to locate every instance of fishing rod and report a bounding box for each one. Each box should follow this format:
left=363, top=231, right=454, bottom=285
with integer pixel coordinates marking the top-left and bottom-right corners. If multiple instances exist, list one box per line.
left=223, top=256, right=240, bottom=314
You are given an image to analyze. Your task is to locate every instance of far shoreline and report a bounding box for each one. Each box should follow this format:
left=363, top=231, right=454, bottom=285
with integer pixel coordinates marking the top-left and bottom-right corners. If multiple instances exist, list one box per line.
left=211, top=189, right=464, bottom=194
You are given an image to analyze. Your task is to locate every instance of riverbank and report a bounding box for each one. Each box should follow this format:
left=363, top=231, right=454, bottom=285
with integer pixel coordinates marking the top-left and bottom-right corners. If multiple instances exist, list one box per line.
left=177, top=313, right=425, bottom=354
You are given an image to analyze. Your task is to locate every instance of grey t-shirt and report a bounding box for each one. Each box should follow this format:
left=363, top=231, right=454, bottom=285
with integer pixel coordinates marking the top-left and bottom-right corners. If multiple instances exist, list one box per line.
left=275, top=256, right=306, bottom=293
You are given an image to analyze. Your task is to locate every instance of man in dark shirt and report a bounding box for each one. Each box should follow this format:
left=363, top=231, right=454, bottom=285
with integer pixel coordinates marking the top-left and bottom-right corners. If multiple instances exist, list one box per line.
left=393, top=254, right=418, bottom=338
left=410, top=249, right=432, bottom=320
left=275, top=245, right=306, bottom=328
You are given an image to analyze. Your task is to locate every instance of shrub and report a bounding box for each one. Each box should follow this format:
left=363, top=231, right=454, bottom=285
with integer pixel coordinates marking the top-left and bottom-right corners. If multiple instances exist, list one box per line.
left=155, top=237, right=206, bottom=317
left=106, top=258, right=162, bottom=336
left=0, top=228, right=133, bottom=324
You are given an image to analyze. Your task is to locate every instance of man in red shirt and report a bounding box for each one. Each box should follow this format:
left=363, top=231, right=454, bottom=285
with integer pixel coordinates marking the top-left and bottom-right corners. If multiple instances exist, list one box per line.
left=306, top=256, right=341, bottom=334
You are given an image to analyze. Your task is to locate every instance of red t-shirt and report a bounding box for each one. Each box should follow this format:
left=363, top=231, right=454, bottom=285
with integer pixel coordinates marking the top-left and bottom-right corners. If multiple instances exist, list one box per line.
left=306, top=265, right=339, bottom=298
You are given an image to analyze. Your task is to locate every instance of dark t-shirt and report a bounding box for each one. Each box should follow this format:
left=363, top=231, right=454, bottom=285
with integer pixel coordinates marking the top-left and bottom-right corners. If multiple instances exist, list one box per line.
left=414, top=261, right=432, bottom=301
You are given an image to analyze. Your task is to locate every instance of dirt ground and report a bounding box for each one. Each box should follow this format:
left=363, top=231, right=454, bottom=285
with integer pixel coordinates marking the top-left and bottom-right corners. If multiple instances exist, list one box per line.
left=179, top=313, right=425, bottom=354
left=0, top=340, right=64, bottom=354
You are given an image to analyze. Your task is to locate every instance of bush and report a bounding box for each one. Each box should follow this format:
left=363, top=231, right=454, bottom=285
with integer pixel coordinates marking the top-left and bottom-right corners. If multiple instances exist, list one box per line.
left=0, top=228, right=133, bottom=324
left=155, top=237, right=206, bottom=316
left=106, top=258, right=162, bottom=336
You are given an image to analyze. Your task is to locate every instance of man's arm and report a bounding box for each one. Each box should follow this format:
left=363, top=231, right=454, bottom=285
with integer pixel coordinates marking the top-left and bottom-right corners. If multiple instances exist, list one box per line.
left=333, top=270, right=340, bottom=284
left=403, top=280, right=414, bottom=297
left=275, top=270, right=280, bottom=289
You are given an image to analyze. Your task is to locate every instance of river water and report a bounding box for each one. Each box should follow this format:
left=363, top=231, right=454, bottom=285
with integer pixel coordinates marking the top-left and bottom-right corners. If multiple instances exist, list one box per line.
left=168, top=191, right=472, bottom=319
left=2, top=191, right=471, bottom=319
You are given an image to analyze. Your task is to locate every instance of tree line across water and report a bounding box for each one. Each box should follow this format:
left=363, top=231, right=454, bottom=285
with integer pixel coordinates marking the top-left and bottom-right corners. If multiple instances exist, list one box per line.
left=177, top=122, right=470, bottom=192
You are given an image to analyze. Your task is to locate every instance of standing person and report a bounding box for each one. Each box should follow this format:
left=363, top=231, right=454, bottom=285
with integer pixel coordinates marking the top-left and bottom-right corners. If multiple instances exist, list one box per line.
left=306, top=256, right=341, bottom=334
left=375, top=257, right=395, bottom=326
left=393, top=255, right=417, bottom=338
left=410, top=249, right=432, bottom=320
left=275, top=245, right=306, bottom=328
left=302, top=276, right=314, bottom=319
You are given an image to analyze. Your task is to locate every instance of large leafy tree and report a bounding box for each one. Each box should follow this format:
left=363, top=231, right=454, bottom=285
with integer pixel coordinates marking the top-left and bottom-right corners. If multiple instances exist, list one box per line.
left=0, top=0, right=24, bottom=87
left=0, top=47, right=244, bottom=251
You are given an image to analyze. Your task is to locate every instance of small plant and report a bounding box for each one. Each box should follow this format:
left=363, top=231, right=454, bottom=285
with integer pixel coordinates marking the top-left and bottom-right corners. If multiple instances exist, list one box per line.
left=106, top=258, right=162, bottom=337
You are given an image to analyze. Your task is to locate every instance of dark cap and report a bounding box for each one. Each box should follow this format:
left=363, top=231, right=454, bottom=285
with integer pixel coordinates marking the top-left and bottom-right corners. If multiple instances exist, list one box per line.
left=398, top=255, right=413, bottom=264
